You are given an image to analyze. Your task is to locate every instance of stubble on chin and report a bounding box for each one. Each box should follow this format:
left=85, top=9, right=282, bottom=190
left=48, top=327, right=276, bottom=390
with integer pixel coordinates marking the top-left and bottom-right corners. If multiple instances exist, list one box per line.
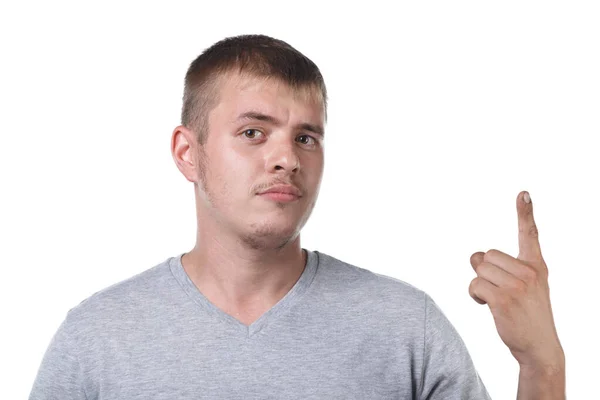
left=241, top=196, right=317, bottom=251
left=241, top=221, right=299, bottom=251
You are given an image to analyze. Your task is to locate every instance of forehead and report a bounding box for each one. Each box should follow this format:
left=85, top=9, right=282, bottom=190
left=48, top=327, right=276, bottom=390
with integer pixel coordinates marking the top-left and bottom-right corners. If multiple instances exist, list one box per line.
left=212, top=71, right=325, bottom=121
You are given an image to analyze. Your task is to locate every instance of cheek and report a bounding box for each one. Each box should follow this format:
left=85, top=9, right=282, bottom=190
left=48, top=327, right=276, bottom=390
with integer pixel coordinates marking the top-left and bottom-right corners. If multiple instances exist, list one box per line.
left=304, top=155, right=324, bottom=186
left=214, top=151, right=257, bottom=199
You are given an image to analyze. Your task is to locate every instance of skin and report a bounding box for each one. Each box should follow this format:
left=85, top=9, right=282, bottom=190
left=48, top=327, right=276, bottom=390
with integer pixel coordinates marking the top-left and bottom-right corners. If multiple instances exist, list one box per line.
left=171, top=70, right=565, bottom=397
left=171, top=72, right=325, bottom=326
left=469, top=191, right=566, bottom=398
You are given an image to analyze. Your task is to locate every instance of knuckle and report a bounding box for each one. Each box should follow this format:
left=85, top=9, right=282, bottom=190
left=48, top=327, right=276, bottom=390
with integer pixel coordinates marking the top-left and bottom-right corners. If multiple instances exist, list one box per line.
left=521, top=265, right=539, bottom=283
left=469, top=278, right=485, bottom=303
left=528, top=224, right=539, bottom=238
left=469, top=277, right=479, bottom=291
left=509, top=279, right=527, bottom=295
left=474, top=262, right=488, bottom=276
left=540, top=263, right=549, bottom=277
left=469, top=277, right=483, bottom=296
left=484, top=249, right=498, bottom=262
left=494, top=293, right=512, bottom=311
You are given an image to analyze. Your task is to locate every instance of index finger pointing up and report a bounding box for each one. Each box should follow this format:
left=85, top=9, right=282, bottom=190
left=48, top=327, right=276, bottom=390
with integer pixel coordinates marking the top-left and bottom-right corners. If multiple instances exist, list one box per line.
left=517, top=191, right=543, bottom=262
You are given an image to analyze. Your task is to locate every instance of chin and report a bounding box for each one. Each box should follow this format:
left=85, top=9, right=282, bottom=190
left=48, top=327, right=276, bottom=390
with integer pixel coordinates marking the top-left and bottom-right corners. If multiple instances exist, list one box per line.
left=242, top=221, right=300, bottom=250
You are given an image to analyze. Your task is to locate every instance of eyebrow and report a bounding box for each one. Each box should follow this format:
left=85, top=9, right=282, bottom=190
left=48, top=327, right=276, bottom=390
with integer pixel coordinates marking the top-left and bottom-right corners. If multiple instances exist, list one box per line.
left=234, top=111, right=325, bottom=137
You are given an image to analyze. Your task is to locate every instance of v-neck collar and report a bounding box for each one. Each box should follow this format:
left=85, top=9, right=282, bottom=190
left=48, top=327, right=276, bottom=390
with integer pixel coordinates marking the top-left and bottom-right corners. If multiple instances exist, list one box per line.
left=169, top=248, right=320, bottom=338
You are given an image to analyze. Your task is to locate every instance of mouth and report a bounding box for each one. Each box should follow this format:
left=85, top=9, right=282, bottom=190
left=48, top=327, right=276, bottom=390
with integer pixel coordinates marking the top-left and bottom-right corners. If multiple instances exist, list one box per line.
left=258, top=192, right=301, bottom=202
left=257, top=184, right=303, bottom=202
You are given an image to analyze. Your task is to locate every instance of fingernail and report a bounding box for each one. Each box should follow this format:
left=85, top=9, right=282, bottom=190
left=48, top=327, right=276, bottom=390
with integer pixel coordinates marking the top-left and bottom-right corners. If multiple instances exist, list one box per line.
left=524, top=192, right=531, bottom=204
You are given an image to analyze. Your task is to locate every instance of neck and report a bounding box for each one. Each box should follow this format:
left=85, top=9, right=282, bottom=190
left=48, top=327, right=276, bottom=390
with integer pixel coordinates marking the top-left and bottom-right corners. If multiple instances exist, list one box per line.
left=181, top=228, right=307, bottom=320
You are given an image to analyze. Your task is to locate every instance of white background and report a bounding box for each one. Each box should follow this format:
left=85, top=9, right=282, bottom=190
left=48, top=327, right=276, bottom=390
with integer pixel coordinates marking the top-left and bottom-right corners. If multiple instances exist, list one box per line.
left=1, top=1, right=598, bottom=398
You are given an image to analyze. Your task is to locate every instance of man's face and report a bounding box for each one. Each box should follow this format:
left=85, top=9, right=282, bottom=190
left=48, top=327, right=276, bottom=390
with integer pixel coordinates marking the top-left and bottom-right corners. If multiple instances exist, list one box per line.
left=195, top=72, right=325, bottom=250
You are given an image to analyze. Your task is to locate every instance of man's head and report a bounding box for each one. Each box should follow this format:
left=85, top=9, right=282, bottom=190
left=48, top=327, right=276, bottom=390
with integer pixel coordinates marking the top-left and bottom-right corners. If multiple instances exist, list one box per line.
left=181, top=34, right=328, bottom=145
left=172, top=34, right=328, bottom=251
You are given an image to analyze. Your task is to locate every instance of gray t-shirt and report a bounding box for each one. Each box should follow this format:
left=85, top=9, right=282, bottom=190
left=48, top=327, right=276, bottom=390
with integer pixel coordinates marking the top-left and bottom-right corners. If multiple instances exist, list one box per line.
left=29, top=249, right=491, bottom=399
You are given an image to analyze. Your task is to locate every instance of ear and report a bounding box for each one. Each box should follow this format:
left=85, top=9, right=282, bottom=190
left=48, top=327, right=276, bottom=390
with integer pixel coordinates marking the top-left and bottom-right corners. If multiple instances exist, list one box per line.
left=171, top=125, right=200, bottom=183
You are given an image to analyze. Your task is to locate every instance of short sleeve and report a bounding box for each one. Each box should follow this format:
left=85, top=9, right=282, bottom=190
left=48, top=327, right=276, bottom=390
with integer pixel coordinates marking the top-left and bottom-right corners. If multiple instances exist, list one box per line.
left=29, top=312, right=88, bottom=400
left=418, top=293, right=491, bottom=400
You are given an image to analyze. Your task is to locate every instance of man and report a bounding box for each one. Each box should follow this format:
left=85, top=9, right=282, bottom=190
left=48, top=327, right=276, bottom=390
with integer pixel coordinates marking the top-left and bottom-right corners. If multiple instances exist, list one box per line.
left=29, top=34, right=565, bottom=399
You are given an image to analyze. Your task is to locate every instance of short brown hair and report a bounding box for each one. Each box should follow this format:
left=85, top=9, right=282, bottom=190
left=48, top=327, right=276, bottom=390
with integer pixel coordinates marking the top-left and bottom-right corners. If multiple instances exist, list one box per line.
left=181, top=34, right=328, bottom=144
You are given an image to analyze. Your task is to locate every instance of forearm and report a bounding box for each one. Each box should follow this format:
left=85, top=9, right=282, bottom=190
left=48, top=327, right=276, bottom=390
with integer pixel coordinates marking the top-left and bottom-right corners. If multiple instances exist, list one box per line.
left=516, top=354, right=566, bottom=400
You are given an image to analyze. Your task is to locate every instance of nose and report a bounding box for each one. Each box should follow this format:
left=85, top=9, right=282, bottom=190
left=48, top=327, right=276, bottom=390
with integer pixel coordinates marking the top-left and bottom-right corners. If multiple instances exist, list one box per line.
left=266, top=139, right=300, bottom=174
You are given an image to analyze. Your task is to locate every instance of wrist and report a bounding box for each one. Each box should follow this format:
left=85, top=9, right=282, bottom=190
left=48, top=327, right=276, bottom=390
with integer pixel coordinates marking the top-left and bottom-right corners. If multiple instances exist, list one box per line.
left=517, top=354, right=566, bottom=400
left=518, top=344, right=565, bottom=376
left=519, top=360, right=565, bottom=379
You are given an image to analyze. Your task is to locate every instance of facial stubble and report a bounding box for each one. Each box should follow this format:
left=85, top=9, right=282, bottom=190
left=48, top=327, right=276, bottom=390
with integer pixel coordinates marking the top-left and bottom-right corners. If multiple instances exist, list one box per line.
left=196, top=146, right=310, bottom=252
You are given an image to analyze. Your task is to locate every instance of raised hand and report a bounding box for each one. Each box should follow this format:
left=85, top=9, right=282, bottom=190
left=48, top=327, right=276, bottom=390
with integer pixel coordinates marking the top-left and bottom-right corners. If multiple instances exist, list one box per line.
left=468, top=191, right=564, bottom=370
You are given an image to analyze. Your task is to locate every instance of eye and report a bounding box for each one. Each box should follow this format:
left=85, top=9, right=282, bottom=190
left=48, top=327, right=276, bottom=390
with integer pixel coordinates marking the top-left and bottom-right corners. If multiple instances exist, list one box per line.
left=297, top=135, right=317, bottom=146
left=242, top=129, right=263, bottom=139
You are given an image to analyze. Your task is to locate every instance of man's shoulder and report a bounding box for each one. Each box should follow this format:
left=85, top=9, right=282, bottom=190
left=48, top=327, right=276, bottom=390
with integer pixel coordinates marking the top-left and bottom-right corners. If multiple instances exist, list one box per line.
left=314, top=250, right=428, bottom=308
left=66, top=254, right=178, bottom=322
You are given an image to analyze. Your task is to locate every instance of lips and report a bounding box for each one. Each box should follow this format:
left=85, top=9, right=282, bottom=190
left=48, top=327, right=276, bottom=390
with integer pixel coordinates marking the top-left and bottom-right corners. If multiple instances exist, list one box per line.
left=259, top=185, right=302, bottom=197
